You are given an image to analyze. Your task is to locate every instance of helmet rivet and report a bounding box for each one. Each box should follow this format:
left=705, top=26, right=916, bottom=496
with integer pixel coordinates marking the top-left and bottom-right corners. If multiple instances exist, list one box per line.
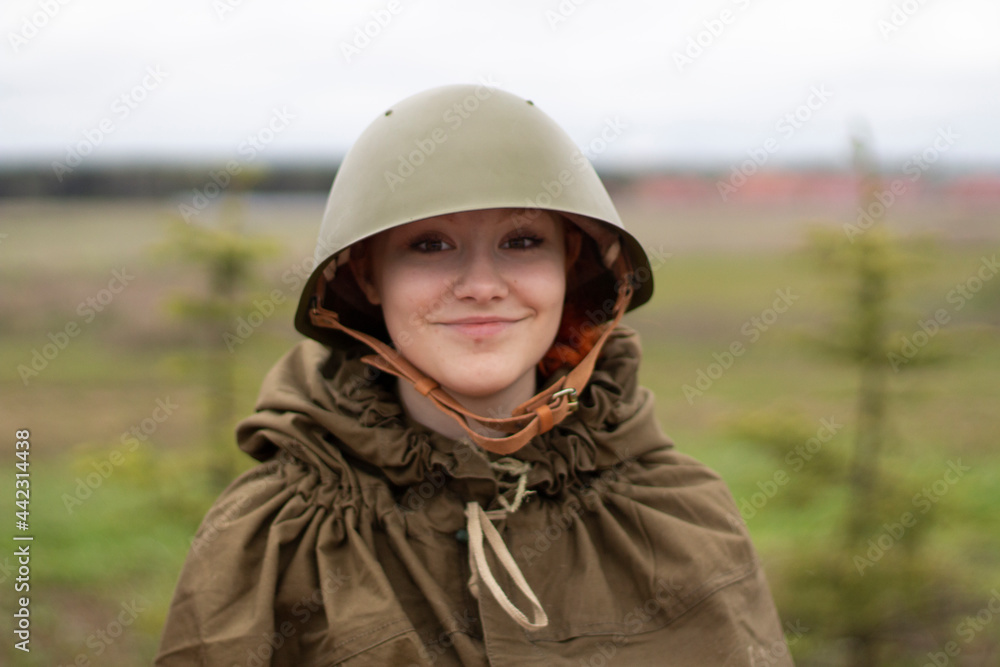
left=526, top=100, right=534, bottom=106
left=384, top=109, right=393, bottom=116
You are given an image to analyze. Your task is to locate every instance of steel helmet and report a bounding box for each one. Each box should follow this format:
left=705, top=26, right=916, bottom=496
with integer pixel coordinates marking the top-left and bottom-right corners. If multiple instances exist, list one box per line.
left=294, top=84, right=654, bottom=455
left=294, top=84, right=652, bottom=347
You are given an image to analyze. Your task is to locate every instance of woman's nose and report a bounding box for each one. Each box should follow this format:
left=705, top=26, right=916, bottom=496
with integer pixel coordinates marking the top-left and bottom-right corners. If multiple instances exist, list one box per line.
left=451, top=250, right=509, bottom=303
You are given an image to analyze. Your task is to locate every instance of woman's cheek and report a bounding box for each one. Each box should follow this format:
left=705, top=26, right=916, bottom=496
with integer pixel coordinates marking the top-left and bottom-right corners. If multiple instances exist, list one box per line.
left=536, top=263, right=569, bottom=305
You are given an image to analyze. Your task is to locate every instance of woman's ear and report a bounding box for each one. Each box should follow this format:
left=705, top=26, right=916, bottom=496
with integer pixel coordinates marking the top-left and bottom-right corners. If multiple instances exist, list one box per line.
left=564, top=226, right=582, bottom=273
left=348, top=243, right=381, bottom=306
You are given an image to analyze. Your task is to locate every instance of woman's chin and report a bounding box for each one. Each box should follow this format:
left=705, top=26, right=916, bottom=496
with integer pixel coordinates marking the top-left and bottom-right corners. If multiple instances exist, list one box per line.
left=442, top=380, right=518, bottom=402
left=438, top=371, right=534, bottom=405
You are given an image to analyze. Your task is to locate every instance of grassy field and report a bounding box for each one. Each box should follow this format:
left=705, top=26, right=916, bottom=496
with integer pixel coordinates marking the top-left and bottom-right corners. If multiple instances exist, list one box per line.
left=1, top=194, right=998, bottom=665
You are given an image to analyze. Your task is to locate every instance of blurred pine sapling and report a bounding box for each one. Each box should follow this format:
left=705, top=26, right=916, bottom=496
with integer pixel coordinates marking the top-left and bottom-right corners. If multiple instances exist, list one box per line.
left=731, top=134, right=981, bottom=666
left=155, top=173, right=281, bottom=490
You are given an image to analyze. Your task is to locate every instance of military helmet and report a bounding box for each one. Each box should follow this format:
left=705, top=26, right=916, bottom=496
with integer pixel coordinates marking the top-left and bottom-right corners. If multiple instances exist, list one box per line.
left=294, top=84, right=653, bottom=347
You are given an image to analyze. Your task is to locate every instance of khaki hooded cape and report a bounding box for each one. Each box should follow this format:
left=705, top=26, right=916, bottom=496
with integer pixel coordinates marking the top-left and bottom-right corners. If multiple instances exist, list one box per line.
left=156, top=328, right=792, bottom=666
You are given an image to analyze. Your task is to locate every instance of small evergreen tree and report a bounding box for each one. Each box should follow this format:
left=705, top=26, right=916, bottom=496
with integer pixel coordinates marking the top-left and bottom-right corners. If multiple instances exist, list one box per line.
left=157, top=176, right=280, bottom=489
left=734, top=134, right=973, bottom=665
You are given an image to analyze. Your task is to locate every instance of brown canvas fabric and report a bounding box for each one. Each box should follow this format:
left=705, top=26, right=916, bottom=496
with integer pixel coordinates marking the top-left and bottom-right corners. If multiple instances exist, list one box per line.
left=156, top=328, right=793, bottom=666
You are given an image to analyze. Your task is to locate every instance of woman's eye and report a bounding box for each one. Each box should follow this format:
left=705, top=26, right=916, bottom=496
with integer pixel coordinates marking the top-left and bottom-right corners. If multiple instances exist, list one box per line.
left=502, top=235, right=543, bottom=250
left=411, top=237, right=452, bottom=252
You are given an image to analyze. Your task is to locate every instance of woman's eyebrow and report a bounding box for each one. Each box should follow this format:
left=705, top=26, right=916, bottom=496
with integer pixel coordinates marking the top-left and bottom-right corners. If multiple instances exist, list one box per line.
left=504, top=213, right=544, bottom=232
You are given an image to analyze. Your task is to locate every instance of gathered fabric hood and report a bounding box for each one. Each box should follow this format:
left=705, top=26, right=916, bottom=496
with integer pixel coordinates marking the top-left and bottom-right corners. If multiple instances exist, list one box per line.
left=236, top=326, right=674, bottom=502
left=156, top=326, right=792, bottom=667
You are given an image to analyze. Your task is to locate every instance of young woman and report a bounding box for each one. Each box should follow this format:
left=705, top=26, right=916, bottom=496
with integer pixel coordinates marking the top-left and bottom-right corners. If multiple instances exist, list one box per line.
left=156, top=85, right=791, bottom=666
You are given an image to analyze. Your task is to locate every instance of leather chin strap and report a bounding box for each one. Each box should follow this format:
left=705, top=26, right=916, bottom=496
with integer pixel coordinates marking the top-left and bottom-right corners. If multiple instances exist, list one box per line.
left=309, top=273, right=633, bottom=455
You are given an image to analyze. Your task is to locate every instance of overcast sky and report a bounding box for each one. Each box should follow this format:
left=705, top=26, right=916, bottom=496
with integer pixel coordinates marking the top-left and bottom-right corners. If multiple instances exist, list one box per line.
left=2, top=0, right=998, bottom=171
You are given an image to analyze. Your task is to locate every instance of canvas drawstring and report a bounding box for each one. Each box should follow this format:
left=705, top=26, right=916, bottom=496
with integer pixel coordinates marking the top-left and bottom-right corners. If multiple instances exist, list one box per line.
left=464, top=459, right=548, bottom=630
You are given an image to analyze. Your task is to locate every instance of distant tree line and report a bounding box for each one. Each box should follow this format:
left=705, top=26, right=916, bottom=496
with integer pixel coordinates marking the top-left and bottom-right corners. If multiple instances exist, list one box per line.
left=1, top=162, right=991, bottom=200
left=0, top=165, right=340, bottom=198
left=0, top=163, right=659, bottom=199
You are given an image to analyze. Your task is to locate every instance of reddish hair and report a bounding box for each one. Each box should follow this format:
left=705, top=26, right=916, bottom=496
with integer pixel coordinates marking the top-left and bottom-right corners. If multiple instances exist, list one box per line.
left=538, top=303, right=606, bottom=377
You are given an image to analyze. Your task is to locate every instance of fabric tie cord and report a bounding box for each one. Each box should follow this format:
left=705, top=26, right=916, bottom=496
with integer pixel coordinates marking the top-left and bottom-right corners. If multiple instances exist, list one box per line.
left=490, top=457, right=534, bottom=514
left=464, top=457, right=547, bottom=630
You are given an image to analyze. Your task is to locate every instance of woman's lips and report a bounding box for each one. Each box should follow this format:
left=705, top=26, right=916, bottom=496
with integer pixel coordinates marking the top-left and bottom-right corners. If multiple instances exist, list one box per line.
left=437, top=317, right=522, bottom=337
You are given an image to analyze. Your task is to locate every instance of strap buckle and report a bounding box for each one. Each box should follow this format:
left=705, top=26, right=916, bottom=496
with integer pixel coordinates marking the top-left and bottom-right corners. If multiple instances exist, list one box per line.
left=549, top=387, right=578, bottom=413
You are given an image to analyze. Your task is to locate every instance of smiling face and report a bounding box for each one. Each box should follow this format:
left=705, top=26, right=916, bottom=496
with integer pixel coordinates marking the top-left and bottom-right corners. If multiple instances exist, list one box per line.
left=351, top=208, right=576, bottom=406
